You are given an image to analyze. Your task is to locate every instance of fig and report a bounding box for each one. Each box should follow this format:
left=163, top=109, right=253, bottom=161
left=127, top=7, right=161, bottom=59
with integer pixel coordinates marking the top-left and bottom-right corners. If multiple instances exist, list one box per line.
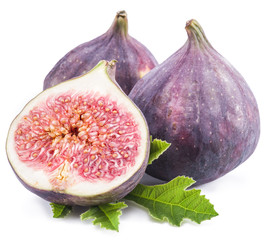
left=129, top=20, right=260, bottom=185
left=6, top=60, right=150, bottom=206
left=43, top=10, right=158, bottom=94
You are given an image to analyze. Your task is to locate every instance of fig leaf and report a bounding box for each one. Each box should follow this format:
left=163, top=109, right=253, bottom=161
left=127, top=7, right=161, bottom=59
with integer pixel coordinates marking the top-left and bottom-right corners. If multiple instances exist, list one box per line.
left=149, top=136, right=171, bottom=165
left=50, top=203, right=72, bottom=218
left=80, top=202, right=127, bottom=232
left=124, top=176, right=218, bottom=226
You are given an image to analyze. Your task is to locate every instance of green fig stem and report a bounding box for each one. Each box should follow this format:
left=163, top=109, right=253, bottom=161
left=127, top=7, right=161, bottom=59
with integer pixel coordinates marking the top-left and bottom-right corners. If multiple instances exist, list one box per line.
left=105, top=60, right=117, bottom=82
left=110, top=10, right=128, bottom=37
left=185, top=19, right=211, bottom=47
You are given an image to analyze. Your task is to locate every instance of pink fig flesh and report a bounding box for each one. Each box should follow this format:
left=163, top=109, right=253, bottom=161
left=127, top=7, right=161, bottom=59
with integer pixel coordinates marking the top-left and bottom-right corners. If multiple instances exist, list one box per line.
left=15, top=92, right=141, bottom=188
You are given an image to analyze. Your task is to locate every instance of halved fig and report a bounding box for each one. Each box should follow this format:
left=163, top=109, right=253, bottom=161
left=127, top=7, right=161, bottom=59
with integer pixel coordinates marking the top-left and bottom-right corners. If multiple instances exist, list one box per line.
left=6, top=60, right=150, bottom=206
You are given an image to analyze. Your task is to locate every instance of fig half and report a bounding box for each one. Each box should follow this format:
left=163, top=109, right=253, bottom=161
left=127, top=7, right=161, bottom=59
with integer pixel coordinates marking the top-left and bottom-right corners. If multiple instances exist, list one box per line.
left=6, top=60, right=150, bottom=206
left=43, top=10, right=158, bottom=94
left=129, top=20, right=260, bottom=185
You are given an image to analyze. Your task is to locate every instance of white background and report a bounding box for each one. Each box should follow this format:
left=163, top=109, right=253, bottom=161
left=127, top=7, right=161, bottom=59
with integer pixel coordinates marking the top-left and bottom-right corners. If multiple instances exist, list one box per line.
left=1, top=0, right=270, bottom=239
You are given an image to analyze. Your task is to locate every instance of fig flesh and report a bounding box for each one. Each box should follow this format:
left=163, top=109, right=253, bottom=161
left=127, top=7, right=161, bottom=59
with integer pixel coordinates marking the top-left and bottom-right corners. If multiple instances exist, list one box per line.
left=7, top=60, right=150, bottom=206
left=129, top=20, right=260, bottom=185
left=43, top=10, right=158, bottom=94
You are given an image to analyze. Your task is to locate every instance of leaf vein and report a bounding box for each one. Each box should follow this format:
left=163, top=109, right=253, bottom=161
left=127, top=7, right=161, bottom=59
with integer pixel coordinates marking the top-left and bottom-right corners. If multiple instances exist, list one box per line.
left=129, top=192, right=213, bottom=215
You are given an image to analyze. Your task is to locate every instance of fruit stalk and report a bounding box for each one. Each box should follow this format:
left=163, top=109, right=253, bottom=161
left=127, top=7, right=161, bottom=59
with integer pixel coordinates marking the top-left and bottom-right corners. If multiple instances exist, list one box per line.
left=109, top=10, right=128, bottom=37
left=185, top=19, right=211, bottom=47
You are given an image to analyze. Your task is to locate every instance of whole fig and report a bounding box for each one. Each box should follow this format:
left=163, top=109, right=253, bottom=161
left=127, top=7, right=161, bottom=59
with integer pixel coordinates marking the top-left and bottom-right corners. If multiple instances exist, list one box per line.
left=43, top=10, right=158, bottom=94
left=129, top=19, right=260, bottom=185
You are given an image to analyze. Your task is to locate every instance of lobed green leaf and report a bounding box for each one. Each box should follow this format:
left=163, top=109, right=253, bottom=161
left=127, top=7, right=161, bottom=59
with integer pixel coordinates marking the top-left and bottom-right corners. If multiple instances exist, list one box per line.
left=148, top=136, right=171, bottom=165
left=124, top=176, right=218, bottom=226
left=80, top=202, right=127, bottom=232
left=50, top=203, right=72, bottom=218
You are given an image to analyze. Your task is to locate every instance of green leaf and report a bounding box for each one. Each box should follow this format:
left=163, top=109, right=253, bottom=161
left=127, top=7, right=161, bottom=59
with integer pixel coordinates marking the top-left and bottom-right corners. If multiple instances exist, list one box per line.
left=80, top=202, right=127, bottom=232
left=50, top=203, right=72, bottom=218
left=149, top=136, right=171, bottom=165
left=124, top=176, right=218, bottom=226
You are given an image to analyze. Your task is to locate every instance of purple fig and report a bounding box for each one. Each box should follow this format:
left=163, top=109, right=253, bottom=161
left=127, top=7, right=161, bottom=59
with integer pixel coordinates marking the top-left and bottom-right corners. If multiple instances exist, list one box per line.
left=43, top=10, right=158, bottom=94
left=7, top=60, right=150, bottom=206
left=129, top=19, right=260, bottom=185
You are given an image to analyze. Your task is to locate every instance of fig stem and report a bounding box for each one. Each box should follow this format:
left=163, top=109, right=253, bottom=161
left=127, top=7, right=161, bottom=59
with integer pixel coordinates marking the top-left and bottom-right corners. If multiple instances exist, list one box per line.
left=105, top=60, right=117, bottom=82
left=185, top=19, right=211, bottom=47
left=117, top=10, right=127, bottom=18
left=110, top=10, right=128, bottom=37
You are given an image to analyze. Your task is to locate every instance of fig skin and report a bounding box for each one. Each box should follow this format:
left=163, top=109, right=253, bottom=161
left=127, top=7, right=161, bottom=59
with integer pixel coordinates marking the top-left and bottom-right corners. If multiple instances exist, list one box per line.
left=43, top=10, right=158, bottom=94
left=129, top=20, right=260, bottom=185
left=7, top=60, right=150, bottom=206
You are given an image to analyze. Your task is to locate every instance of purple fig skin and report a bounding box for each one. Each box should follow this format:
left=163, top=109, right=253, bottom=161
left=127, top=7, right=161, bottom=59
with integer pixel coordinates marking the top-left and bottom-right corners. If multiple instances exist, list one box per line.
left=43, top=10, right=158, bottom=94
left=129, top=19, right=260, bottom=186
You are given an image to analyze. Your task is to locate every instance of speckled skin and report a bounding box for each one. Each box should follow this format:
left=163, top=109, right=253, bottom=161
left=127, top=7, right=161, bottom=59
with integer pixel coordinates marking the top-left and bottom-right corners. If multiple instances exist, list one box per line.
left=43, top=11, right=157, bottom=94
left=129, top=20, right=260, bottom=185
